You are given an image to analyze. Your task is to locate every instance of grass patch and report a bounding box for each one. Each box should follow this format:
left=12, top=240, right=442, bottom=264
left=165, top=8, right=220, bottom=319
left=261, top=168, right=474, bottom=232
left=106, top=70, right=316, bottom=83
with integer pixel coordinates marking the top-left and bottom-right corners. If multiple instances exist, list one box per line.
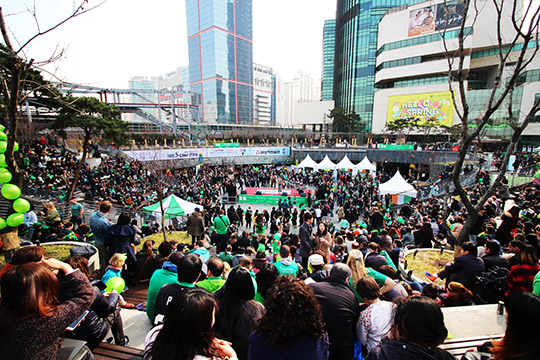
left=135, top=231, right=192, bottom=251
left=404, top=250, right=454, bottom=286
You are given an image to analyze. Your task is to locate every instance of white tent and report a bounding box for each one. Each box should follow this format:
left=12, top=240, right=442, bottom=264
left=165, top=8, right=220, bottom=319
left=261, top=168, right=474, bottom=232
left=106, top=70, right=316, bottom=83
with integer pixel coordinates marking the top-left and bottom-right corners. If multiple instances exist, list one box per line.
left=316, top=155, right=337, bottom=170
left=297, top=154, right=319, bottom=168
left=356, top=156, right=377, bottom=172
left=379, top=171, right=418, bottom=199
left=335, top=155, right=356, bottom=170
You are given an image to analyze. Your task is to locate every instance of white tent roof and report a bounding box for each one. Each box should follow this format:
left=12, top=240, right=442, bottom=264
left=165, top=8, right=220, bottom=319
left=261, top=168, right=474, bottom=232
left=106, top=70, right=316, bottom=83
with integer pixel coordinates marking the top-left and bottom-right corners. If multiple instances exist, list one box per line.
left=335, top=155, right=356, bottom=170
left=317, top=155, right=337, bottom=170
left=379, top=171, right=418, bottom=197
left=357, top=156, right=377, bottom=171
left=297, top=154, right=319, bottom=168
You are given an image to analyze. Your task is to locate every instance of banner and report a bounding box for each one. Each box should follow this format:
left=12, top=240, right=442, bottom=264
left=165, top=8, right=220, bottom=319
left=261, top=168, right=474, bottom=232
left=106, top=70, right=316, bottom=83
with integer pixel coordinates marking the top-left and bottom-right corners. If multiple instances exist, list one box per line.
left=409, top=1, right=464, bottom=37
left=387, top=91, right=454, bottom=127
left=408, top=5, right=436, bottom=37
left=124, top=146, right=291, bottom=161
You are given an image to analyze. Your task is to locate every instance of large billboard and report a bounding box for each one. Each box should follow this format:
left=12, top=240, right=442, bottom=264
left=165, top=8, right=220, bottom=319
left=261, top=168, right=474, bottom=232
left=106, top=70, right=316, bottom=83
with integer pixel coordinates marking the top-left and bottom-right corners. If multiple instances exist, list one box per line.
left=408, top=1, right=465, bottom=37
left=387, top=91, right=454, bottom=127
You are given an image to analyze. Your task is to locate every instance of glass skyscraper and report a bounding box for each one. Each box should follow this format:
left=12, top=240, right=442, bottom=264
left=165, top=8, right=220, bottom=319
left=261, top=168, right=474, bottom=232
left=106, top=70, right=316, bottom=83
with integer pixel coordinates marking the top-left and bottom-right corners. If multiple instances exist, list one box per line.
left=186, top=0, right=253, bottom=124
left=333, top=0, right=423, bottom=132
left=321, top=20, right=336, bottom=101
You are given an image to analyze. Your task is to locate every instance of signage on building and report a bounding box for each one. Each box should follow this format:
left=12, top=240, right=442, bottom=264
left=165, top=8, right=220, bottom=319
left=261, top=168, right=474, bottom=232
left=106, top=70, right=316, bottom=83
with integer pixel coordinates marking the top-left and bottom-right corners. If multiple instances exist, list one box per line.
left=386, top=91, right=455, bottom=127
left=408, top=1, right=465, bottom=37
left=125, top=146, right=291, bottom=161
left=378, top=144, right=415, bottom=150
left=214, top=142, right=240, bottom=148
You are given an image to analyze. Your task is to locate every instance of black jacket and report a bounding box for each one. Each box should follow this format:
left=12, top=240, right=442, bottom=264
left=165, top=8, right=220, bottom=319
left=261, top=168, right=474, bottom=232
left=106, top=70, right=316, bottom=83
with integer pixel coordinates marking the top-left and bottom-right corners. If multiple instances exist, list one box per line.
left=310, top=277, right=360, bottom=360
left=367, top=338, right=456, bottom=360
left=482, top=253, right=511, bottom=271
left=439, top=254, right=485, bottom=290
left=299, top=221, right=314, bottom=258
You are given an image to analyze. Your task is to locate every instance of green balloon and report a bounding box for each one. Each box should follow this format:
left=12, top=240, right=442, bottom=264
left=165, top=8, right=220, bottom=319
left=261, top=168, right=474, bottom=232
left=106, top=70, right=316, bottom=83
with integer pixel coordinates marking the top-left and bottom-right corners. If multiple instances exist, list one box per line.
left=13, top=198, right=30, bottom=213
left=105, top=277, right=126, bottom=294
left=0, top=141, right=7, bottom=154
left=6, top=213, right=24, bottom=227
left=0, top=169, right=11, bottom=183
left=0, top=132, right=6, bottom=141
left=0, top=125, right=5, bottom=132
left=274, top=233, right=281, bottom=240
left=1, top=183, right=21, bottom=200
left=0, top=218, right=6, bottom=230
left=0, top=154, right=6, bottom=167
left=13, top=142, right=19, bottom=152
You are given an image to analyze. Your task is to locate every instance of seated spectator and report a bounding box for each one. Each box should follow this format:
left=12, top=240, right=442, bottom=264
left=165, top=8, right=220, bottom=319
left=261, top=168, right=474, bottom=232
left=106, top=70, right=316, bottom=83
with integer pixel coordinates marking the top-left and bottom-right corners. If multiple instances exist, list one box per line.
left=248, top=276, right=328, bottom=360
left=365, top=242, right=389, bottom=272
left=153, top=254, right=203, bottom=325
left=437, top=282, right=473, bottom=307
left=254, top=263, right=279, bottom=305
left=197, top=258, right=226, bottom=293
left=252, top=251, right=269, bottom=273
left=0, top=258, right=94, bottom=359
left=0, top=245, right=45, bottom=280
left=146, top=252, right=184, bottom=323
left=305, top=253, right=330, bottom=284
left=465, top=292, right=540, bottom=360
left=367, top=297, right=455, bottom=360
left=133, top=239, right=158, bottom=284
left=506, top=245, right=540, bottom=297
left=215, top=266, right=265, bottom=360
left=144, top=288, right=237, bottom=360
left=310, top=263, right=360, bottom=360
left=425, top=241, right=485, bottom=290
left=507, top=240, right=524, bottom=266
left=482, top=241, right=511, bottom=271
left=153, top=241, right=174, bottom=270
left=63, top=256, right=128, bottom=348
left=273, top=245, right=299, bottom=276
left=356, top=277, right=394, bottom=354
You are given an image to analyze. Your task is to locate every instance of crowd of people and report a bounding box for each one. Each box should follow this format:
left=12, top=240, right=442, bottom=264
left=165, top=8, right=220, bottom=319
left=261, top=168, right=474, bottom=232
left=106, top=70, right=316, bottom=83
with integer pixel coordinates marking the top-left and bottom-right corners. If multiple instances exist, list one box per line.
left=2, top=136, right=540, bottom=359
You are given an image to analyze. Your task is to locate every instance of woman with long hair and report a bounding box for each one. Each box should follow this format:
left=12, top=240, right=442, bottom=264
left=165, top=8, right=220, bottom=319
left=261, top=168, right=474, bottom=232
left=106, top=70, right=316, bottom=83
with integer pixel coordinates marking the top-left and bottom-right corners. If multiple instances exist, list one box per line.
left=214, top=266, right=265, bottom=360
left=506, top=245, right=540, bottom=296
left=489, top=292, right=540, bottom=360
left=346, top=249, right=406, bottom=302
left=315, top=221, right=333, bottom=260
left=0, top=258, right=94, bottom=359
left=248, top=275, right=328, bottom=360
left=144, top=288, right=237, bottom=360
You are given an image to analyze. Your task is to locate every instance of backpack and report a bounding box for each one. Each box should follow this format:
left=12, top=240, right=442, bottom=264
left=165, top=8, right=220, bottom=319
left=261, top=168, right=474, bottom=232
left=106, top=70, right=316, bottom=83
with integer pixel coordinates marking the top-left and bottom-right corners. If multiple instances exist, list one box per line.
left=472, top=266, right=510, bottom=304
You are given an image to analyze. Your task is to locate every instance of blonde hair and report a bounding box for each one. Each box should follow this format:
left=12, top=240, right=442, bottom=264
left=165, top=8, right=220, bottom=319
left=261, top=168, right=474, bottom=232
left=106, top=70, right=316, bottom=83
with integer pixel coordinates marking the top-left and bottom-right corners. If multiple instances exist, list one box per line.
left=43, top=201, right=56, bottom=213
left=346, top=249, right=367, bottom=284
left=109, top=253, right=126, bottom=268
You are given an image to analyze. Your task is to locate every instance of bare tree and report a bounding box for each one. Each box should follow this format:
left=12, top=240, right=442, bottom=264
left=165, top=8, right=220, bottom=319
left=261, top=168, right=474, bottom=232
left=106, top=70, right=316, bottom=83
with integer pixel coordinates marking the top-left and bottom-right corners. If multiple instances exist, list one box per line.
left=441, top=0, right=540, bottom=248
left=0, top=1, right=103, bottom=250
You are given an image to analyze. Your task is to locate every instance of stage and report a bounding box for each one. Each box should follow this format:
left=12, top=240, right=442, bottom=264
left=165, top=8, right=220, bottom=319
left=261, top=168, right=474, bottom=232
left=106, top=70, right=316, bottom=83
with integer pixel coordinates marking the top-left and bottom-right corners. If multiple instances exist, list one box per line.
left=238, top=187, right=311, bottom=206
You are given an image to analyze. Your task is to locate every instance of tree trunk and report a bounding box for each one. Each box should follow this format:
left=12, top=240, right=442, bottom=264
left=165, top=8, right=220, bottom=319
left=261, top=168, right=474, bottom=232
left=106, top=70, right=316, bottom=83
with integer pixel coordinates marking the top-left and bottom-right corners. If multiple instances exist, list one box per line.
left=158, top=189, right=167, bottom=243
left=67, top=133, right=90, bottom=201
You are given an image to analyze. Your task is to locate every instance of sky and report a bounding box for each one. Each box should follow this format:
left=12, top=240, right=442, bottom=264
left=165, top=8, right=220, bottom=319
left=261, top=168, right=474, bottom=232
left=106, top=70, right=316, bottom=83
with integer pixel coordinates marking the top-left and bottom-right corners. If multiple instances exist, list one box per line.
left=2, top=0, right=337, bottom=88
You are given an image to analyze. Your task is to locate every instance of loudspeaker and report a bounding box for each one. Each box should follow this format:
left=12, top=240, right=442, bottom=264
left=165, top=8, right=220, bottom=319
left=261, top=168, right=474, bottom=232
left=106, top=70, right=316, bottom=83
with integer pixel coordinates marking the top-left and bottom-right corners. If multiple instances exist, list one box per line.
left=281, top=192, right=287, bottom=196
left=255, top=191, right=262, bottom=195
left=226, top=185, right=237, bottom=197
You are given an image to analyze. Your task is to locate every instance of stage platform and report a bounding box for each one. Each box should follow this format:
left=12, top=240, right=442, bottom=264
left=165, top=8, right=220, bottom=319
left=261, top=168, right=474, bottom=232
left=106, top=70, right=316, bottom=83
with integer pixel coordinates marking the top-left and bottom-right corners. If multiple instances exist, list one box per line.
left=238, top=187, right=311, bottom=206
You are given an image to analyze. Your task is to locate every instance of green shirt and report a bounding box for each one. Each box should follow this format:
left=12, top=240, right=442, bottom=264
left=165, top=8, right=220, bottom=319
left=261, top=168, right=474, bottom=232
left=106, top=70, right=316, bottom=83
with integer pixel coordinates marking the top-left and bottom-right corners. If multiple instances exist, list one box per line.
left=534, top=270, right=540, bottom=296
left=197, top=277, right=226, bottom=293
left=71, top=203, right=84, bottom=218
left=219, top=252, right=234, bottom=266
left=273, top=259, right=299, bottom=276
left=213, top=215, right=230, bottom=235
left=349, top=267, right=388, bottom=302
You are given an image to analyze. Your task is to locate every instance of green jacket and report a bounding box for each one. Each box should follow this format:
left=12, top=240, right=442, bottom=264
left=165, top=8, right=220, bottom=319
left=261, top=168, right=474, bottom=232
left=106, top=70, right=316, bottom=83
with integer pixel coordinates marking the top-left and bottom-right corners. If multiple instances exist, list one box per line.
left=197, top=277, right=226, bottom=293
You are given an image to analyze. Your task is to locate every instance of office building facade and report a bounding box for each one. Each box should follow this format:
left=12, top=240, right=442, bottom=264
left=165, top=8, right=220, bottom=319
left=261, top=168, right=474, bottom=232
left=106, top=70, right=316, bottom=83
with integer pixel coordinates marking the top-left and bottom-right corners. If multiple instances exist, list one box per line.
left=186, top=0, right=254, bottom=124
left=253, top=63, right=276, bottom=124
left=321, top=19, right=336, bottom=101
left=333, top=0, right=424, bottom=132
left=372, top=0, right=540, bottom=143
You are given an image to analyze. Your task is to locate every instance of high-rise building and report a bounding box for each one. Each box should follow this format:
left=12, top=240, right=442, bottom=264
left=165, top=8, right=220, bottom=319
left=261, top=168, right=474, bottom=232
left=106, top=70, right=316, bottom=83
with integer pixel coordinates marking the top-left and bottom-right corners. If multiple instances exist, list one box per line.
left=333, top=0, right=424, bottom=132
left=321, top=19, right=335, bottom=101
left=185, top=0, right=254, bottom=124
left=253, top=63, right=276, bottom=124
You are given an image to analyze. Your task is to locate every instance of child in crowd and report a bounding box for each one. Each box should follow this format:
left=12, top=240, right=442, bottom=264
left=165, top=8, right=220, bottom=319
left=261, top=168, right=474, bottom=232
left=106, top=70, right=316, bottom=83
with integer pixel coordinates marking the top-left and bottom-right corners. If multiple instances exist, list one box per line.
left=101, top=253, right=134, bottom=308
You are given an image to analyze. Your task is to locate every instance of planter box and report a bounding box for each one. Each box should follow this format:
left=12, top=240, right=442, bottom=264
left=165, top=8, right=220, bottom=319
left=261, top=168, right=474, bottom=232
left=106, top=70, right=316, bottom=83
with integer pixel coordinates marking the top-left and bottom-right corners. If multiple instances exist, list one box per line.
left=40, top=241, right=100, bottom=274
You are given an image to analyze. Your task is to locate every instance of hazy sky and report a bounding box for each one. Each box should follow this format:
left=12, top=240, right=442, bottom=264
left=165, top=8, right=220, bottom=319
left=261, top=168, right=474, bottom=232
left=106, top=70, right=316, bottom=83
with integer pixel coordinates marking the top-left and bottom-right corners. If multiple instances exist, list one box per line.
left=3, top=0, right=336, bottom=88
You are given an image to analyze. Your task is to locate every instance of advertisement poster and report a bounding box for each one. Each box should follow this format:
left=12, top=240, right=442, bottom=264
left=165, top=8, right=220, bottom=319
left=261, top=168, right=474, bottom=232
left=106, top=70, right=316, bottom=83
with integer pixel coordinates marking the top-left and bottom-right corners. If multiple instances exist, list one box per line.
left=435, top=1, right=465, bottom=31
left=386, top=91, right=454, bottom=127
left=124, top=146, right=290, bottom=161
left=408, top=5, right=436, bottom=37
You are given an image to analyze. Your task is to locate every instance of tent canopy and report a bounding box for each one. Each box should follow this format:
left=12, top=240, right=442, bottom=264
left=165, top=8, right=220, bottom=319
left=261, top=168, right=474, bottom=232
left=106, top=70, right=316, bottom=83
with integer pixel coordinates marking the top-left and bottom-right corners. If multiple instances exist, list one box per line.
left=317, top=155, right=337, bottom=170
left=143, top=194, right=202, bottom=219
left=379, top=171, right=418, bottom=197
left=357, top=156, right=377, bottom=171
left=335, top=155, right=356, bottom=170
left=297, top=154, right=319, bottom=168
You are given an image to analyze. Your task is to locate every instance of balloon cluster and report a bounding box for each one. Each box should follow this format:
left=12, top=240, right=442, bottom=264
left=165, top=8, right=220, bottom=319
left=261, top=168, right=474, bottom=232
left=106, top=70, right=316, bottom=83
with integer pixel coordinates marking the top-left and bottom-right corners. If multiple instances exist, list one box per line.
left=0, top=125, right=25, bottom=229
